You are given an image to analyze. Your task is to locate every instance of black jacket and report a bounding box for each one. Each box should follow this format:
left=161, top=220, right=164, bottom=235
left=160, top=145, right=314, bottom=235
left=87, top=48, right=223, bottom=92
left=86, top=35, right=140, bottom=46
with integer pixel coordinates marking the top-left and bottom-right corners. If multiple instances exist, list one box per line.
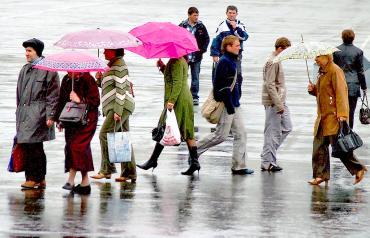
left=213, top=52, right=240, bottom=114
left=333, top=43, right=367, bottom=97
left=179, top=20, right=210, bottom=62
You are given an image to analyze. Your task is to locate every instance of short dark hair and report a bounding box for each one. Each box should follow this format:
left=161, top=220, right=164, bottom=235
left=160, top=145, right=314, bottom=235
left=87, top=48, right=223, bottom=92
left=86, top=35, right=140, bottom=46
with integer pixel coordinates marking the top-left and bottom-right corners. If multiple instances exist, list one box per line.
left=275, top=37, right=291, bottom=50
left=115, top=48, right=124, bottom=57
left=342, top=29, right=355, bottom=44
left=188, top=7, right=199, bottom=15
left=226, top=5, right=238, bottom=13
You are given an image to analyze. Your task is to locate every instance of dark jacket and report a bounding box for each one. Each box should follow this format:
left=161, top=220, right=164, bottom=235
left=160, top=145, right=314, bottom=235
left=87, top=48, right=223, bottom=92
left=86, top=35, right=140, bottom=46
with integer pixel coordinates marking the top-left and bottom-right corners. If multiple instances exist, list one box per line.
left=16, top=61, right=60, bottom=143
left=210, top=19, right=249, bottom=57
left=213, top=52, right=240, bottom=114
left=179, top=20, right=210, bottom=62
left=333, top=43, right=367, bottom=97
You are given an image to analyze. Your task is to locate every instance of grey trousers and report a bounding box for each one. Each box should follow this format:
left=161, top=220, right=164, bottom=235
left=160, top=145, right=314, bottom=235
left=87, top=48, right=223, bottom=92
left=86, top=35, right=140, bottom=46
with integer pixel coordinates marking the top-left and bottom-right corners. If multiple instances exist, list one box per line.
left=260, top=105, right=292, bottom=169
left=198, top=107, right=248, bottom=170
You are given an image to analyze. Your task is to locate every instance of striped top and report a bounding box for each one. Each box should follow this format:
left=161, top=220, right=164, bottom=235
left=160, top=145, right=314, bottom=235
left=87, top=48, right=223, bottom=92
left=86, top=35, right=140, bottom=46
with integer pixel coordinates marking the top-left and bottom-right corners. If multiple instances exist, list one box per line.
left=97, top=57, right=135, bottom=116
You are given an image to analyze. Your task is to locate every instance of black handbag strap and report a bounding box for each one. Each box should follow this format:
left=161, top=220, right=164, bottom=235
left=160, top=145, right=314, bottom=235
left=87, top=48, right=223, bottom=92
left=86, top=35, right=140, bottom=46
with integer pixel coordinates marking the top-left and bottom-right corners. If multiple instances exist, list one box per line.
left=339, top=121, right=351, bottom=137
left=361, top=93, right=369, bottom=109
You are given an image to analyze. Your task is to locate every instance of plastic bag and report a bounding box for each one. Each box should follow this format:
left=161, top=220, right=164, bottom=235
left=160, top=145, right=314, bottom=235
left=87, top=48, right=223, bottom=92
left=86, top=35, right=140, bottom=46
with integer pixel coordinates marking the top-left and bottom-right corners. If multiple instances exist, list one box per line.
left=160, top=109, right=181, bottom=146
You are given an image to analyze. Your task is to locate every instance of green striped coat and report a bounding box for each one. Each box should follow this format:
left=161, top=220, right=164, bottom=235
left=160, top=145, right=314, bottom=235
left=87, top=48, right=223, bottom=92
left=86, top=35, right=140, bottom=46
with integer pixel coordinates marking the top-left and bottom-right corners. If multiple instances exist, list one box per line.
left=97, top=57, right=135, bottom=116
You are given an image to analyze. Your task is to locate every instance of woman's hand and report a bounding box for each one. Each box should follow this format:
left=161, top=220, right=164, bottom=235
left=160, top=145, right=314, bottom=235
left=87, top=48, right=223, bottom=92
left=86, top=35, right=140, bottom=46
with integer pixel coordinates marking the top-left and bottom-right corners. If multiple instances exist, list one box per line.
left=95, top=71, right=103, bottom=80
left=114, top=113, right=122, bottom=121
left=338, top=117, right=346, bottom=122
left=166, top=102, right=174, bottom=111
left=70, top=91, right=81, bottom=103
left=307, top=82, right=314, bottom=92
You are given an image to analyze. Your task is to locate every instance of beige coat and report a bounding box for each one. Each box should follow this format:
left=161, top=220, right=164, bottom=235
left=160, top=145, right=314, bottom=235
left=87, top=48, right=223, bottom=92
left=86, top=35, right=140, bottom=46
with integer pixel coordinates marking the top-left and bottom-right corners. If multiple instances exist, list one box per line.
left=262, top=53, right=286, bottom=112
left=310, top=62, right=349, bottom=136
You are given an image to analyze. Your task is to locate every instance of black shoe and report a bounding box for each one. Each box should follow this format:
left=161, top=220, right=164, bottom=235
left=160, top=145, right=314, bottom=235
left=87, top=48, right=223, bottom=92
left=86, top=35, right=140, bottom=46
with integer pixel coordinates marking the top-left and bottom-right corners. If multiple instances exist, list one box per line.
left=73, top=184, right=91, bottom=195
left=62, top=182, right=74, bottom=190
left=181, top=146, right=200, bottom=176
left=269, top=164, right=283, bottom=172
left=137, top=143, right=163, bottom=171
left=193, top=98, right=199, bottom=106
left=231, top=168, right=254, bottom=175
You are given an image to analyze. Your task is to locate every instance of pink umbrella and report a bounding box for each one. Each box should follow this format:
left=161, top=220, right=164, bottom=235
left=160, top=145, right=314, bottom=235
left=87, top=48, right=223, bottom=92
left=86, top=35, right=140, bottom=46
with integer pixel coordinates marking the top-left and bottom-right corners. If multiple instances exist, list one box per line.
left=54, top=28, right=141, bottom=49
left=33, top=51, right=107, bottom=72
left=33, top=51, right=108, bottom=90
left=126, top=22, right=199, bottom=59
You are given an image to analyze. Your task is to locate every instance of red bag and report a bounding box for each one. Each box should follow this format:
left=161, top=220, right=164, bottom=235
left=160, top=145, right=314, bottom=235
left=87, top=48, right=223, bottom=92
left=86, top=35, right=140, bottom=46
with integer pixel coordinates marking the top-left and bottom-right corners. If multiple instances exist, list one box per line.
left=8, top=139, right=25, bottom=173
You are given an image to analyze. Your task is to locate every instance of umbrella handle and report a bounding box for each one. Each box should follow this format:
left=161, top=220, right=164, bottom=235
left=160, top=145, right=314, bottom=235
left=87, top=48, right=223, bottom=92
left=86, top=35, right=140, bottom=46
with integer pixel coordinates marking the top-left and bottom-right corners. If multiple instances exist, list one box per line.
left=305, top=59, right=312, bottom=83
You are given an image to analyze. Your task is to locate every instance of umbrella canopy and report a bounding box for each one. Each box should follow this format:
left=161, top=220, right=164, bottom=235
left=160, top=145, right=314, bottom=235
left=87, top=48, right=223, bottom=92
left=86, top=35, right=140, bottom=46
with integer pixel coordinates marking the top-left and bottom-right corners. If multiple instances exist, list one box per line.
left=33, top=51, right=107, bottom=72
left=126, top=22, right=199, bottom=59
left=54, top=28, right=141, bottom=49
left=273, top=42, right=339, bottom=63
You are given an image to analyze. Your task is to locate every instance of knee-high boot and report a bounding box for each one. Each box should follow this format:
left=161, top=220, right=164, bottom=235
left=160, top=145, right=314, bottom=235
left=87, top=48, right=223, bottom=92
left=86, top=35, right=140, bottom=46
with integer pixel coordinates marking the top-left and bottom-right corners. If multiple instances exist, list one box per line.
left=181, top=146, right=201, bottom=175
left=137, top=143, right=164, bottom=171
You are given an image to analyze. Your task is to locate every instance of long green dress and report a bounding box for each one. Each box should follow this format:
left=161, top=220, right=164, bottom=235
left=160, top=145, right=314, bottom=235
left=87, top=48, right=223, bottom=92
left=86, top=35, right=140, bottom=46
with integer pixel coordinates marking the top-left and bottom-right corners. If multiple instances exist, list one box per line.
left=161, top=57, right=194, bottom=140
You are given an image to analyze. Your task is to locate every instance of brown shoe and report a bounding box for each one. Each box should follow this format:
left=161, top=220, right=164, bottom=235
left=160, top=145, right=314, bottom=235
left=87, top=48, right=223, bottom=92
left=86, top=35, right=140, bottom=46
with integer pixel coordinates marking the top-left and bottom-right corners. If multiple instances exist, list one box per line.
left=21, top=181, right=40, bottom=189
left=354, top=168, right=367, bottom=185
left=115, top=177, right=136, bottom=183
left=90, top=173, right=111, bottom=179
left=308, top=178, right=328, bottom=186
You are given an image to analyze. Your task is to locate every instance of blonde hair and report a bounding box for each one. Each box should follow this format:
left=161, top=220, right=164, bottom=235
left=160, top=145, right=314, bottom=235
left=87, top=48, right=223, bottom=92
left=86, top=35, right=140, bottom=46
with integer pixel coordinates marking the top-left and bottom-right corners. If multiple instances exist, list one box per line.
left=221, top=35, right=239, bottom=53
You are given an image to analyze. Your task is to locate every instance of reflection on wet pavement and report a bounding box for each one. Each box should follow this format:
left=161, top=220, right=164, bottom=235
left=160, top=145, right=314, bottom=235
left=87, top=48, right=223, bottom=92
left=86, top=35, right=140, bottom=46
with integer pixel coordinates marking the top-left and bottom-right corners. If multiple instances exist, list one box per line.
left=1, top=0, right=370, bottom=237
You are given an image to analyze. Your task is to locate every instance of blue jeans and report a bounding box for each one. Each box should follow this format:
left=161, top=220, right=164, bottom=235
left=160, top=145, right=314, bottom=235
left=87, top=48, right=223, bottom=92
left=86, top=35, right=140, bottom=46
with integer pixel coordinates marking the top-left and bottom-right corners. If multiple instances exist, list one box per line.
left=189, top=60, right=201, bottom=100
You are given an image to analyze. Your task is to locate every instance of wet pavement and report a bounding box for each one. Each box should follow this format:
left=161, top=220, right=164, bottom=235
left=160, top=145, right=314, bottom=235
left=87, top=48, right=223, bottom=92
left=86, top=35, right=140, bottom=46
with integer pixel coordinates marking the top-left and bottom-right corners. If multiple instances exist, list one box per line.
left=1, top=0, right=370, bottom=237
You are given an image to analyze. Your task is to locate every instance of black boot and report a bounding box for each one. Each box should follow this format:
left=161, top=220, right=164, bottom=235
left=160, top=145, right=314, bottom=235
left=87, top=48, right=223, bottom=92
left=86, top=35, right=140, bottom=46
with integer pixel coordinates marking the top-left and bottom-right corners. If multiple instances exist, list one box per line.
left=182, top=146, right=201, bottom=175
left=137, top=143, right=164, bottom=171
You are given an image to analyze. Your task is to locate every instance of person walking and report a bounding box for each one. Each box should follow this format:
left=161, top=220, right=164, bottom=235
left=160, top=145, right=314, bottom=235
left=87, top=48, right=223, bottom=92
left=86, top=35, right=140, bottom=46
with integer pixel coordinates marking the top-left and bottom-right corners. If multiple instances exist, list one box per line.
left=179, top=6, right=210, bottom=105
left=333, top=29, right=367, bottom=129
left=307, top=54, right=367, bottom=185
left=260, top=37, right=292, bottom=172
left=137, top=56, right=200, bottom=176
left=56, top=72, right=100, bottom=194
left=196, top=35, right=254, bottom=175
left=210, top=5, right=249, bottom=94
left=90, top=48, right=137, bottom=183
left=16, top=38, right=60, bottom=189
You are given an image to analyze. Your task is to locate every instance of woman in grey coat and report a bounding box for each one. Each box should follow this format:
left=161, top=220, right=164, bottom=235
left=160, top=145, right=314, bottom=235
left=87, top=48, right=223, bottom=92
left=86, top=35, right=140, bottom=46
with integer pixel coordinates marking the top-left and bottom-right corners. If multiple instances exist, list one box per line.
left=16, top=38, right=60, bottom=189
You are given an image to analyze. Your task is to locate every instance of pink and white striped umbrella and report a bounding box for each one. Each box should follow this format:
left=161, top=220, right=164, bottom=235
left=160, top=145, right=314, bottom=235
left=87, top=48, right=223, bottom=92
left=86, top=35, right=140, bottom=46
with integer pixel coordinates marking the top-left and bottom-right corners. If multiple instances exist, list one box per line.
left=55, top=28, right=141, bottom=49
left=33, top=51, right=108, bottom=72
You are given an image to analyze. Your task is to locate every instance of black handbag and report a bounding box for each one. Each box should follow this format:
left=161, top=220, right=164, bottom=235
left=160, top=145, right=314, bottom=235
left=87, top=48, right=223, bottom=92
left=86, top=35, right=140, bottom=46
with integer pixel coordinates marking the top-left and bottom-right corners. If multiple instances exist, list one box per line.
left=151, top=109, right=167, bottom=142
left=335, top=121, right=363, bottom=153
left=59, top=101, right=88, bottom=125
left=359, top=93, right=370, bottom=124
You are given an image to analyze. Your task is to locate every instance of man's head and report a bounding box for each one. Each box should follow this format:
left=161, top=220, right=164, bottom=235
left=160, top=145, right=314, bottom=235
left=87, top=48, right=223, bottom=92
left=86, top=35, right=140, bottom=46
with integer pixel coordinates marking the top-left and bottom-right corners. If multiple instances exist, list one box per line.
left=315, top=54, right=333, bottom=68
left=22, top=38, right=44, bottom=62
left=104, top=48, right=124, bottom=60
left=188, top=7, right=199, bottom=24
left=274, top=37, right=291, bottom=54
left=221, top=35, right=240, bottom=55
left=226, top=5, right=238, bottom=21
left=341, top=29, right=355, bottom=44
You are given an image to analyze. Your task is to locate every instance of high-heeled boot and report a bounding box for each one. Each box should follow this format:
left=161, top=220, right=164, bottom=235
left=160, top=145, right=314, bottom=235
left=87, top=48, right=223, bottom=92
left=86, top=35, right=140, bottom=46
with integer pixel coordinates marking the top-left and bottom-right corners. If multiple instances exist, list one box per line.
left=137, top=143, right=164, bottom=171
left=181, top=146, right=201, bottom=175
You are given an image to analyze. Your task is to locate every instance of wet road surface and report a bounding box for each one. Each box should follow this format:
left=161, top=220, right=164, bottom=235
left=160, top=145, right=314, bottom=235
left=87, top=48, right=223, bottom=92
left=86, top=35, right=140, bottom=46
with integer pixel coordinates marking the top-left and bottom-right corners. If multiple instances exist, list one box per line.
left=0, top=0, right=370, bottom=237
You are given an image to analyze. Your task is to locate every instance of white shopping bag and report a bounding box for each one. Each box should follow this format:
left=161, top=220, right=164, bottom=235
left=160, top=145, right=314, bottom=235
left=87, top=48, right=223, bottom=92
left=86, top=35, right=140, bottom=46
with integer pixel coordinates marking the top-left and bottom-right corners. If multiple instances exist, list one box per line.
left=107, top=130, right=132, bottom=163
left=160, top=109, right=181, bottom=146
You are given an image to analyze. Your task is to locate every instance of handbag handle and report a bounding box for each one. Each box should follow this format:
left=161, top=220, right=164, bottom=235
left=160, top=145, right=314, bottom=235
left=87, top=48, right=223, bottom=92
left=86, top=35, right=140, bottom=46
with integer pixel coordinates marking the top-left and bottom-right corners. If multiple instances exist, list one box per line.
left=361, top=93, right=369, bottom=109
left=339, top=120, right=351, bottom=137
left=113, top=120, right=124, bottom=134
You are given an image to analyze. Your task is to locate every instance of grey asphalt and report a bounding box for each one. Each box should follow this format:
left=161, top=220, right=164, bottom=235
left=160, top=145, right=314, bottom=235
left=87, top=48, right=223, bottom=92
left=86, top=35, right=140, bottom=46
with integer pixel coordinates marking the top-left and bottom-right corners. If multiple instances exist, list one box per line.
left=0, top=0, right=370, bottom=237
